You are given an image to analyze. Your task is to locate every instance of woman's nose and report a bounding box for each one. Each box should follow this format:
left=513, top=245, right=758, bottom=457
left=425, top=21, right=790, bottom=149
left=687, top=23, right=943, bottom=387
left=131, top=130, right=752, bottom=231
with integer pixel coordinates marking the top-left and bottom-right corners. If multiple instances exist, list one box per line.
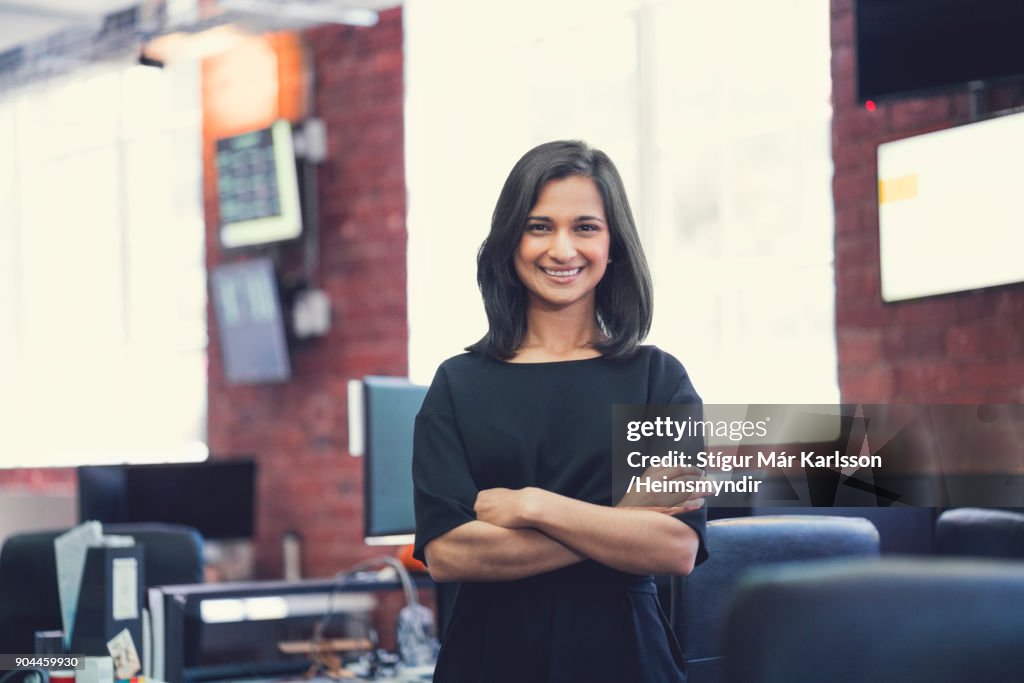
left=548, top=229, right=577, bottom=261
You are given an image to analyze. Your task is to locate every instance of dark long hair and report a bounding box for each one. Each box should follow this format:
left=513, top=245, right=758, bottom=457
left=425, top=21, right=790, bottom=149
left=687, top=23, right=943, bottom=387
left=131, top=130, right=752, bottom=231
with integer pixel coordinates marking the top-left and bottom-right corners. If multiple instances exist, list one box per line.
left=466, top=140, right=653, bottom=360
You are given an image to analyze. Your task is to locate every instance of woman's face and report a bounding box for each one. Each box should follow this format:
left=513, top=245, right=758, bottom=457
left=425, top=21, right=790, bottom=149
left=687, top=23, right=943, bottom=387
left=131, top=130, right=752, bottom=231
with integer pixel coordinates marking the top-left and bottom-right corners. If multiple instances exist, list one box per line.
left=514, top=175, right=611, bottom=312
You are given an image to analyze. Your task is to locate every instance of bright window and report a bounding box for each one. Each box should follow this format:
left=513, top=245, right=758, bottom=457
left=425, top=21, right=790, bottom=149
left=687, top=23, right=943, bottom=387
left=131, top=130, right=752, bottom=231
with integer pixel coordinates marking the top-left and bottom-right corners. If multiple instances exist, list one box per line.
left=0, top=62, right=207, bottom=467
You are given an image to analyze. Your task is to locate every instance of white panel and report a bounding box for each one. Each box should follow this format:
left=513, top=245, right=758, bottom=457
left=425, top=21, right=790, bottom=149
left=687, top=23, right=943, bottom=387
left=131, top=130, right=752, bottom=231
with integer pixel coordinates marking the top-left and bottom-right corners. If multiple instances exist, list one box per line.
left=0, top=493, right=77, bottom=546
left=878, top=111, right=1024, bottom=302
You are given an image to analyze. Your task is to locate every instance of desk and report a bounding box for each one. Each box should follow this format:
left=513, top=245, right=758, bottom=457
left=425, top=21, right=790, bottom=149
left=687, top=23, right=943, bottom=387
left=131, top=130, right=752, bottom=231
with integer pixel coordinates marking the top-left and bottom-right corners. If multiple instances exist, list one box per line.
left=150, top=574, right=436, bottom=683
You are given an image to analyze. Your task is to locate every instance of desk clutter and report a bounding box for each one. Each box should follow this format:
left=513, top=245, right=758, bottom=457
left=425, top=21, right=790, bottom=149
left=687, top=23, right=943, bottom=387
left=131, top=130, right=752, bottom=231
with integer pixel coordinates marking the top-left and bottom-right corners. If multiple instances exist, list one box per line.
left=43, top=522, right=145, bottom=680
left=146, top=560, right=436, bottom=682
left=147, top=557, right=436, bottom=682
left=0, top=522, right=435, bottom=683
left=231, top=668, right=434, bottom=683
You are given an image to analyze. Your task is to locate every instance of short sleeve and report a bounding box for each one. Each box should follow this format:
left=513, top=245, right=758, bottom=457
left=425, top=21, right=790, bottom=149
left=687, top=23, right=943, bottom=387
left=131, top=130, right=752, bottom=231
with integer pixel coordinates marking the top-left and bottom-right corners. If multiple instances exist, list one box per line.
left=665, top=356, right=710, bottom=568
left=412, top=365, right=479, bottom=564
left=674, top=501, right=709, bottom=567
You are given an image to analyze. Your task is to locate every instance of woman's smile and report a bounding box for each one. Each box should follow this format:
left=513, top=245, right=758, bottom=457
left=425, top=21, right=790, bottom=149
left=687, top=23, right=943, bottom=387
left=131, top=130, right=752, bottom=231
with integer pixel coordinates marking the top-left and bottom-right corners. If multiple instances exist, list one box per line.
left=540, top=265, right=583, bottom=282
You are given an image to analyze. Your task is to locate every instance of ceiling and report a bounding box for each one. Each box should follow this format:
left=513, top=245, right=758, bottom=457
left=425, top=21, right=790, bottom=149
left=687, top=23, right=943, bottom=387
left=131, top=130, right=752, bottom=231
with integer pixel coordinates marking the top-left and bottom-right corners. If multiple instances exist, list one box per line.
left=0, top=0, right=401, bottom=58
left=0, top=0, right=144, bottom=55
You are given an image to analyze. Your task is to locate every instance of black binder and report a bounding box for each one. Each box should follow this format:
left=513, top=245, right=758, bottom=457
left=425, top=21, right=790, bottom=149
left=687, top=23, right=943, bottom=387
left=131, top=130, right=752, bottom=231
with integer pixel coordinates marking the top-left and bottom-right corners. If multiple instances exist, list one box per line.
left=69, top=545, right=145, bottom=658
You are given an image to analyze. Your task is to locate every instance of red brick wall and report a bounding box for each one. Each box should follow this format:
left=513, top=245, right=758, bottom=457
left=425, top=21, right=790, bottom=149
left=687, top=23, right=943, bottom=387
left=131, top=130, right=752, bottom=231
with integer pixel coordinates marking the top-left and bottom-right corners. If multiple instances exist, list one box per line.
left=0, top=468, right=74, bottom=492
left=205, top=9, right=407, bottom=579
left=832, top=0, right=1024, bottom=403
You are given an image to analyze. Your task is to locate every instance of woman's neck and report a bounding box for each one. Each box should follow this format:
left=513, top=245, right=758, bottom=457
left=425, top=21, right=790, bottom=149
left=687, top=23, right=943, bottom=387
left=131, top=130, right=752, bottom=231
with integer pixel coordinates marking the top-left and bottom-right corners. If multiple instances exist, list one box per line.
left=511, top=303, right=605, bottom=363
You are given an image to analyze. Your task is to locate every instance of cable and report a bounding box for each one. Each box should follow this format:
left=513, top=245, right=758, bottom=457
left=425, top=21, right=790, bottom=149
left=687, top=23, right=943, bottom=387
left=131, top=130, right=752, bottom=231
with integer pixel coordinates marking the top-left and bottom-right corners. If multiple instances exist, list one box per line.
left=307, top=556, right=436, bottom=676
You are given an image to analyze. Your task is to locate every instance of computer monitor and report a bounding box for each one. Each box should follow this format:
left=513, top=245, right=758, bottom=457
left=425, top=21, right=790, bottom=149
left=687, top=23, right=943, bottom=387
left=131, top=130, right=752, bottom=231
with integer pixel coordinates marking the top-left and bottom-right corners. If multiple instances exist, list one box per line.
left=78, top=460, right=257, bottom=540
left=358, top=377, right=428, bottom=545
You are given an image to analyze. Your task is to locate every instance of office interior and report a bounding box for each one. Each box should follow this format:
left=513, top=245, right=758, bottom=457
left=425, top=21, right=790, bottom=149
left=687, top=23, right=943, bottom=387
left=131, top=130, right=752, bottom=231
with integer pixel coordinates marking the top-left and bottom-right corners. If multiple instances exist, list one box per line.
left=1, top=0, right=1023, bottom=681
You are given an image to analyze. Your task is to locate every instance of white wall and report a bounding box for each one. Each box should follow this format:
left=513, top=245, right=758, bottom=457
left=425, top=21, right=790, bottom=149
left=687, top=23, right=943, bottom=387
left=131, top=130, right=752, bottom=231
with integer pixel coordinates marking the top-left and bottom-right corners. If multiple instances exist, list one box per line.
left=0, top=491, right=77, bottom=545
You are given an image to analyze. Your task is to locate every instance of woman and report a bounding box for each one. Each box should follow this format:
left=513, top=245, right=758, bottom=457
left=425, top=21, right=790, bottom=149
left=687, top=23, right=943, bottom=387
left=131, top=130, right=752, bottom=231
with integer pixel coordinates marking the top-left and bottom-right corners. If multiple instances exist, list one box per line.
left=412, top=140, right=707, bottom=682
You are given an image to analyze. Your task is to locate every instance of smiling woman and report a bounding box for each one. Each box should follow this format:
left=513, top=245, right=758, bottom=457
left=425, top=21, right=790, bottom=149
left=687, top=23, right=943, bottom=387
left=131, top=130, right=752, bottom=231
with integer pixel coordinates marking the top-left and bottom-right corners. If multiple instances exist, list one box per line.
left=413, top=140, right=708, bottom=683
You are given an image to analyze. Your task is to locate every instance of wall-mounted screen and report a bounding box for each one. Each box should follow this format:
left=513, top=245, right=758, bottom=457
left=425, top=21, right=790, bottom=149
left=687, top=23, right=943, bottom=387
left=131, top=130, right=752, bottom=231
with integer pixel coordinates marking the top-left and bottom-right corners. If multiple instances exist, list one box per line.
left=878, top=111, right=1024, bottom=302
left=216, top=119, right=303, bottom=249
left=856, top=0, right=1024, bottom=102
left=211, top=257, right=291, bottom=384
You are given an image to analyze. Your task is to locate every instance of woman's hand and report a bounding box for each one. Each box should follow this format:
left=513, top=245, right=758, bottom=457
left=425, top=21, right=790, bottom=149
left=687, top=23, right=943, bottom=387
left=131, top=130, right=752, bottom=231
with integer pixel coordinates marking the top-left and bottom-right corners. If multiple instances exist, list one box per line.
left=616, top=465, right=706, bottom=513
left=474, top=487, right=547, bottom=529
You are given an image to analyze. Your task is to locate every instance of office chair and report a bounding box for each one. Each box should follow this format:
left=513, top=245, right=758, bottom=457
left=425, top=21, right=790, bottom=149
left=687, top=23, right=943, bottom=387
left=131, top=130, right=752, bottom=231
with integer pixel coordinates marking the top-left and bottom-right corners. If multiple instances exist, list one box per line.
left=670, top=515, right=880, bottom=683
left=722, top=557, right=1024, bottom=683
left=0, top=523, right=204, bottom=653
left=935, top=507, right=1024, bottom=559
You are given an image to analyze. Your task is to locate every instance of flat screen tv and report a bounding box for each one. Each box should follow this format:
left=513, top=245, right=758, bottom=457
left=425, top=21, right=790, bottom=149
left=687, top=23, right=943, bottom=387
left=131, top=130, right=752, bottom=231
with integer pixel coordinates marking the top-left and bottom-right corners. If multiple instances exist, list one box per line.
left=856, top=0, right=1024, bottom=102
left=877, top=110, right=1024, bottom=301
left=359, top=377, right=428, bottom=545
left=216, top=119, right=303, bottom=249
left=78, top=460, right=257, bottom=540
left=210, top=257, right=291, bottom=385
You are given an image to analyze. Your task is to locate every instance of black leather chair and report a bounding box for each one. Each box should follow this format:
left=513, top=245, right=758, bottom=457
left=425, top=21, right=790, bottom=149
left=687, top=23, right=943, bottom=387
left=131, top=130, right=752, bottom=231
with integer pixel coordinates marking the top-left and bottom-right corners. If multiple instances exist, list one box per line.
left=0, top=523, right=204, bottom=653
left=935, top=507, right=1024, bottom=560
left=671, top=515, right=880, bottom=683
left=722, top=557, right=1024, bottom=683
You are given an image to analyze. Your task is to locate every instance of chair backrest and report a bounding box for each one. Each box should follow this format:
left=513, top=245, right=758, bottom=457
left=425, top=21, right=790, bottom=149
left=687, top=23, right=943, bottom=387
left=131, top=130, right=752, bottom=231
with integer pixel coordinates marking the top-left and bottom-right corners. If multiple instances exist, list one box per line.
left=754, top=506, right=938, bottom=554
left=0, top=523, right=204, bottom=653
left=935, top=507, right=1024, bottom=559
left=722, top=557, right=1024, bottom=683
left=671, top=515, right=880, bottom=683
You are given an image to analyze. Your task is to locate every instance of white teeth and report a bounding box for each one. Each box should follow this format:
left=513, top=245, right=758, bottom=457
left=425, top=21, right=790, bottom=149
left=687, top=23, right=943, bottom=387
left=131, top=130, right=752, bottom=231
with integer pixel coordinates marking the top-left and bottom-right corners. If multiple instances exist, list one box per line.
left=542, top=267, right=581, bottom=277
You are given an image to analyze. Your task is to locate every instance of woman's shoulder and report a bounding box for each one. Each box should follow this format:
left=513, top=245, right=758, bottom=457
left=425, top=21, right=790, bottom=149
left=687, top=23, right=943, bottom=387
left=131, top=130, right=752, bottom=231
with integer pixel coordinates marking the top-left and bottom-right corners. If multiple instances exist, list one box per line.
left=427, top=351, right=500, bottom=391
left=627, top=344, right=685, bottom=373
left=435, top=350, right=492, bottom=375
left=420, top=353, right=480, bottom=414
left=629, top=345, right=700, bottom=404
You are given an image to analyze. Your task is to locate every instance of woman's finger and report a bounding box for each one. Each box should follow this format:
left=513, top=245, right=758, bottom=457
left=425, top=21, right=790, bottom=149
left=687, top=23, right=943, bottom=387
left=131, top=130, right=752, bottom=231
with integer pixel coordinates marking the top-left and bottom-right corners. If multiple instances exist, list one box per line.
left=642, top=465, right=704, bottom=480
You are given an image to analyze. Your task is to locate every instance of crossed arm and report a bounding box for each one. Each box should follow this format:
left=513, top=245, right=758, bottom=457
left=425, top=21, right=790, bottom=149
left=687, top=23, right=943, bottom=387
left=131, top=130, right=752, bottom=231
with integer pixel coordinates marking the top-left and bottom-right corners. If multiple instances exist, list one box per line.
left=425, top=478, right=704, bottom=583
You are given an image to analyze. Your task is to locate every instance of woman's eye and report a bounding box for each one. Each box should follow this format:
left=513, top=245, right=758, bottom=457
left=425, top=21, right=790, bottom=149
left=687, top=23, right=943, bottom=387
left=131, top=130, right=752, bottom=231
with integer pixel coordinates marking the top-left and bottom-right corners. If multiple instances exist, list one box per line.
left=527, top=224, right=550, bottom=232
left=576, top=224, right=599, bottom=232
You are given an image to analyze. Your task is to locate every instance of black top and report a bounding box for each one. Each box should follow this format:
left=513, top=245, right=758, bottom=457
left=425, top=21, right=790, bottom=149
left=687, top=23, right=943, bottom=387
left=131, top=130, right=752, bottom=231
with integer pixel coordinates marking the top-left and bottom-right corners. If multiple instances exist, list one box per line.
left=412, top=346, right=708, bottom=683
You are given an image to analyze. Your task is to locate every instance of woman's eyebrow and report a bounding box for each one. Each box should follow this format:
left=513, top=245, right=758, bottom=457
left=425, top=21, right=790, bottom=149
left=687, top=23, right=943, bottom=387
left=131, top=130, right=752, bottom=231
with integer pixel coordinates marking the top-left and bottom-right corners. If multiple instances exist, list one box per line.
left=525, top=215, right=606, bottom=223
